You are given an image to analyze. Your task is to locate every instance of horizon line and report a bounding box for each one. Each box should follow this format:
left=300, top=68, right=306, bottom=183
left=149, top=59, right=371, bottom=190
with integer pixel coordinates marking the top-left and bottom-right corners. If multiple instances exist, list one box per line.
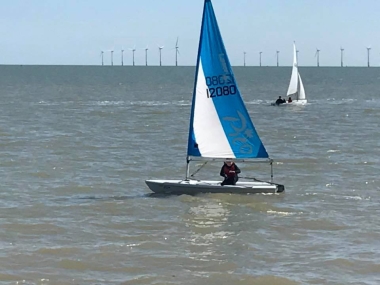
left=0, top=64, right=376, bottom=68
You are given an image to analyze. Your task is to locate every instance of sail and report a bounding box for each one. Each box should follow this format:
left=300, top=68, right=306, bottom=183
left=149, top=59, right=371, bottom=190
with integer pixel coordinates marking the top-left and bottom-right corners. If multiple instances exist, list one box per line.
left=287, top=42, right=298, bottom=96
left=187, top=0, right=268, bottom=159
left=298, top=73, right=306, bottom=100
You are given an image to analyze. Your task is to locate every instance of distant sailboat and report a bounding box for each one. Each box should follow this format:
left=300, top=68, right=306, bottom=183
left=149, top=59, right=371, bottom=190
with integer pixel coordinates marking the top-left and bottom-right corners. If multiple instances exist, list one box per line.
left=145, top=0, right=284, bottom=195
left=287, top=42, right=307, bottom=104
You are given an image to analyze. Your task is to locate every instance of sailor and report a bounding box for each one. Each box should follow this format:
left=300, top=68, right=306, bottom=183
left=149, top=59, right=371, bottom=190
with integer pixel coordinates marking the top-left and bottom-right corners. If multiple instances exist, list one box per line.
left=275, top=96, right=286, bottom=105
left=288, top=96, right=292, bottom=103
left=220, top=160, right=241, bottom=186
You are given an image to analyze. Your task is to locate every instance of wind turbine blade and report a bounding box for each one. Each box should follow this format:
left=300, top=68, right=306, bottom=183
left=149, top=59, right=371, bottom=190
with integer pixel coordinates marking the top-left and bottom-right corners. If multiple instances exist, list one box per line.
left=176, top=37, right=179, bottom=47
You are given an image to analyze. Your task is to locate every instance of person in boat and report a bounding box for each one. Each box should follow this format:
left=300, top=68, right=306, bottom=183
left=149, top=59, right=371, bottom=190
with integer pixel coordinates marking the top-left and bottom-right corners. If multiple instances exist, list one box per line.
left=275, top=96, right=286, bottom=105
left=220, top=160, right=241, bottom=186
left=288, top=96, right=292, bottom=103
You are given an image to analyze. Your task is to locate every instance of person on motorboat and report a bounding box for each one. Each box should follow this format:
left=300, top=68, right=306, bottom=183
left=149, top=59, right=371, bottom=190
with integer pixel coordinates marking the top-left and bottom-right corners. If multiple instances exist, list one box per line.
left=288, top=96, right=292, bottom=103
left=220, top=160, right=241, bottom=186
left=275, top=96, right=286, bottom=105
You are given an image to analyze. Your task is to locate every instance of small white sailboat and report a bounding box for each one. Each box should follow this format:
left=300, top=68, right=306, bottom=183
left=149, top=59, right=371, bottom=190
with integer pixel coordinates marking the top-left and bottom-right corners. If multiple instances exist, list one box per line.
left=145, top=0, right=284, bottom=195
left=286, top=42, right=307, bottom=105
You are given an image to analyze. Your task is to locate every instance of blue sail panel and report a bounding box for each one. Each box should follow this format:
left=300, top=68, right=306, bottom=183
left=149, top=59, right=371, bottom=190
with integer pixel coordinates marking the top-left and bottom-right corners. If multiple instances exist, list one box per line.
left=187, top=0, right=268, bottom=159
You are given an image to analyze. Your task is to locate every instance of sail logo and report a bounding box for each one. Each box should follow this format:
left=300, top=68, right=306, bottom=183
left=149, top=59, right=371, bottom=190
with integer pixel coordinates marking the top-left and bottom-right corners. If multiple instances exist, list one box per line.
left=223, top=111, right=254, bottom=154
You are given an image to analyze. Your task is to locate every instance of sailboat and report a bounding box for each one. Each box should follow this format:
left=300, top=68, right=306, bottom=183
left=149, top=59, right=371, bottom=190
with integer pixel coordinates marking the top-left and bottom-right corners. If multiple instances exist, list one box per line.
left=145, top=0, right=284, bottom=195
left=286, top=42, right=307, bottom=104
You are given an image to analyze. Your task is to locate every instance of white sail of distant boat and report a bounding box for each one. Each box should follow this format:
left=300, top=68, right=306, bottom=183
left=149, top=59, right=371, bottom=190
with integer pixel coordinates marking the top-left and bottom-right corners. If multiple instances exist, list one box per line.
left=145, top=0, right=284, bottom=195
left=287, top=42, right=307, bottom=104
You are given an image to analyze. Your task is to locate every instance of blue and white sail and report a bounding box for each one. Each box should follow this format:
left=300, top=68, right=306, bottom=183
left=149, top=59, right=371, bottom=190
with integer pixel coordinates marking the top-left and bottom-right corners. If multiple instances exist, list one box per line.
left=187, top=0, right=268, bottom=159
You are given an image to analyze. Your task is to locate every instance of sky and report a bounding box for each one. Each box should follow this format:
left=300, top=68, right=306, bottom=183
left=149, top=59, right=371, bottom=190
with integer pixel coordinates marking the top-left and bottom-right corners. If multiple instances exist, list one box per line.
left=1, top=0, right=380, bottom=67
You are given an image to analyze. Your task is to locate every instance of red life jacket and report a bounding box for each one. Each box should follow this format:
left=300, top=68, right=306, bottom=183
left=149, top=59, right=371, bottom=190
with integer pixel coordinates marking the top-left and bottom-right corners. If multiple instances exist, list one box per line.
left=223, top=164, right=236, bottom=178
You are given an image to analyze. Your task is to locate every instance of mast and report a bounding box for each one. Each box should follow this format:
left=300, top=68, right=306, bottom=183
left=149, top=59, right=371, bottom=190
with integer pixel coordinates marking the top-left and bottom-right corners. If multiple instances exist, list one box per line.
left=186, top=0, right=208, bottom=179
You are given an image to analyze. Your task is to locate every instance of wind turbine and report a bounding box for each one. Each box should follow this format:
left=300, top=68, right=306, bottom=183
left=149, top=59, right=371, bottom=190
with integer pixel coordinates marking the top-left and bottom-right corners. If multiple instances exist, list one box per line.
left=315, top=48, right=320, bottom=67
left=296, top=49, right=299, bottom=64
left=259, top=51, right=262, bottom=67
left=108, top=49, right=114, bottom=66
left=129, top=46, right=136, bottom=66
left=367, top=46, right=371, bottom=67
left=340, top=46, right=344, bottom=67
left=158, top=45, right=164, bottom=66
left=121, top=47, right=124, bottom=66
left=175, top=37, right=179, bottom=66
left=276, top=50, right=279, bottom=67
left=243, top=51, right=246, bottom=67
left=100, top=51, right=104, bottom=66
left=145, top=45, right=149, bottom=66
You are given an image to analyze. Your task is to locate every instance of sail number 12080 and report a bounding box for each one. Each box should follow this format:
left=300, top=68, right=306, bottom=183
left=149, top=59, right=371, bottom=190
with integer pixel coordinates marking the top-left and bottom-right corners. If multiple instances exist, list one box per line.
left=206, top=85, right=237, bottom=98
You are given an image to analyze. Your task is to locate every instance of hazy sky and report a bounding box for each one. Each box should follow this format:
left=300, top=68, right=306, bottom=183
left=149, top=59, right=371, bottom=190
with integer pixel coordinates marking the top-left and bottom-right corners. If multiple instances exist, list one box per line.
left=1, top=0, right=379, bottom=66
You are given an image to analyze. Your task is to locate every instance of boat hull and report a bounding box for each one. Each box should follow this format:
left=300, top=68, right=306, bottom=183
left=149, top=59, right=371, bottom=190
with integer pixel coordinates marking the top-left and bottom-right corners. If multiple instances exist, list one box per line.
left=271, top=100, right=307, bottom=106
left=289, top=99, right=307, bottom=105
left=145, top=179, right=284, bottom=195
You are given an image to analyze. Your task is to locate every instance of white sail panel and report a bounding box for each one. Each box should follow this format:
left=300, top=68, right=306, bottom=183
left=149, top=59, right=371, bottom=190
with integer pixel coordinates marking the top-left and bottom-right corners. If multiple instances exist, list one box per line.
left=298, top=73, right=306, bottom=101
left=192, top=61, right=235, bottom=158
left=287, top=42, right=298, bottom=96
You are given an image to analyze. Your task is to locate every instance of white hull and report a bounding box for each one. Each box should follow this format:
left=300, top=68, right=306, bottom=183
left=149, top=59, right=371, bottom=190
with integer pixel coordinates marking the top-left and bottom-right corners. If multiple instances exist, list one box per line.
left=145, top=179, right=284, bottom=195
left=289, top=99, right=307, bottom=105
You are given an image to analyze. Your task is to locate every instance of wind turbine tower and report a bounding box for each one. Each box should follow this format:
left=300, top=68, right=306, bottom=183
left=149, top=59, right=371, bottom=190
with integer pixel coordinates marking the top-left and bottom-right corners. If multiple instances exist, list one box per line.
left=121, top=48, right=124, bottom=66
left=276, top=50, right=279, bottom=67
left=158, top=45, right=164, bottom=66
left=145, top=45, right=149, bottom=66
left=315, top=48, right=320, bottom=67
left=243, top=51, right=246, bottom=67
left=100, top=51, right=104, bottom=66
left=259, top=51, right=262, bottom=67
left=367, top=46, right=371, bottom=67
left=296, top=50, right=299, bottom=64
left=340, top=47, right=344, bottom=67
left=175, top=37, right=179, bottom=66
left=110, top=50, right=114, bottom=66
left=130, top=46, right=136, bottom=66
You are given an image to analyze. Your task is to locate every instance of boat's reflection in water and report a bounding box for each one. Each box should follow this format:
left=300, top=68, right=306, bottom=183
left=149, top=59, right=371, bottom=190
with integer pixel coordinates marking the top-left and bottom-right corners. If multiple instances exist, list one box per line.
left=182, top=198, right=236, bottom=266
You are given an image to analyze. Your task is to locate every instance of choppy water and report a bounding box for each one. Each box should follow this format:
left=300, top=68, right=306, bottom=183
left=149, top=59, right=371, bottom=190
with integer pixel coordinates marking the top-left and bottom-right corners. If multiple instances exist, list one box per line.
left=0, top=65, right=379, bottom=285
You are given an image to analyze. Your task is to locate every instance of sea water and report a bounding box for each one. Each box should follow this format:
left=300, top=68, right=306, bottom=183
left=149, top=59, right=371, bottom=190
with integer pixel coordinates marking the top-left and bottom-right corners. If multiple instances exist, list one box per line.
left=0, top=65, right=379, bottom=284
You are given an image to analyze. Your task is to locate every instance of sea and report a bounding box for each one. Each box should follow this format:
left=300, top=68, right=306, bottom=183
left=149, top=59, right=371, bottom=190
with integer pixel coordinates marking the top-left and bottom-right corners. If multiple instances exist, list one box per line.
left=0, top=65, right=379, bottom=285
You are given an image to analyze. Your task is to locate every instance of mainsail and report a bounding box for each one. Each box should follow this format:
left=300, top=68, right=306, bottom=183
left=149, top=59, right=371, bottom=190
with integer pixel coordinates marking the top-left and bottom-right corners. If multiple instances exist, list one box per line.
left=187, top=0, right=268, bottom=159
left=287, top=42, right=299, bottom=96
